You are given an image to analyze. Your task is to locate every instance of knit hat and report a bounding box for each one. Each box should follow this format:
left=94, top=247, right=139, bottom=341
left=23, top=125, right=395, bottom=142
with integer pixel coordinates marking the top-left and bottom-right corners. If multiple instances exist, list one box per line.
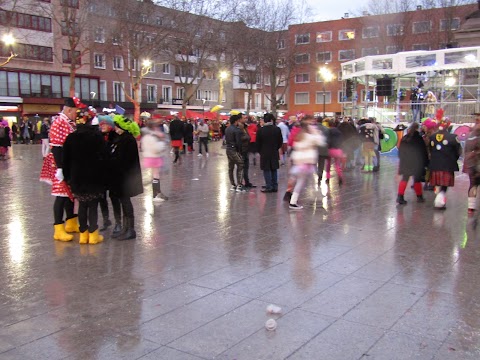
left=98, top=114, right=114, bottom=128
left=113, top=115, right=140, bottom=137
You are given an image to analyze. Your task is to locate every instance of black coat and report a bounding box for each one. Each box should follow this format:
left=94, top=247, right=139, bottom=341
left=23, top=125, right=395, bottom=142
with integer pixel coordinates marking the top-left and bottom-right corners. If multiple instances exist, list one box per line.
left=108, top=131, right=143, bottom=198
left=63, top=124, right=106, bottom=195
left=256, top=123, right=283, bottom=170
left=398, top=131, right=428, bottom=178
left=169, top=119, right=184, bottom=141
left=183, top=122, right=194, bottom=143
left=429, top=130, right=461, bottom=172
left=0, top=126, right=11, bottom=147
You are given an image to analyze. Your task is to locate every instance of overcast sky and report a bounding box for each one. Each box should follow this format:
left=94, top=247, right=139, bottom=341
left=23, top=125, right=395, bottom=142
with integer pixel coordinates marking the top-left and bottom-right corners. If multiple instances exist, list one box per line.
left=305, top=0, right=368, bottom=21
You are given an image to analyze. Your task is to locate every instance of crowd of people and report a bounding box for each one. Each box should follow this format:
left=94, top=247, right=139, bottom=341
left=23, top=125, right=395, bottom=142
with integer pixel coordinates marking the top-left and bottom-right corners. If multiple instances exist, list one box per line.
left=0, top=98, right=476, bottom=243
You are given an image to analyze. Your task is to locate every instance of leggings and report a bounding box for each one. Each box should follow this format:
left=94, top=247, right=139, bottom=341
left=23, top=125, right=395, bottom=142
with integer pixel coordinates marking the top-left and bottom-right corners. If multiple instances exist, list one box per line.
left=78, top=199, right=99, bottom=233
left=53, top=196, right=75, bottom=225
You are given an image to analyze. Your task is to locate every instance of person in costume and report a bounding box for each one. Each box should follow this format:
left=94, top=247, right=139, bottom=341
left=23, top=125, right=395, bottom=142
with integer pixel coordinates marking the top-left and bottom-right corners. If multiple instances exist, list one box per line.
left=396, top=122, right=429, bottom=205
left=140, top=116, right=169, bottom=203
left=109, top=115, right=143, bottom=240
left=169, top=116, right=184, bottom=163
left=358, top=118, right=377, bottom=172
left=428, top=111, right=461, bottom=209
left=0, top=118, right=11, bottom=160
left=40, top=97, right=85, bottom=241
left=421, top=117, right=438, bottom=191
left=63, top=112, right=106, bottom=244
left=462, top=112, right=480, bottom=214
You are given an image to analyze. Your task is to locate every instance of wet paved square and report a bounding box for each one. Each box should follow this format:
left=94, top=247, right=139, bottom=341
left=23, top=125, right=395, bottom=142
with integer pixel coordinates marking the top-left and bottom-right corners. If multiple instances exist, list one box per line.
left=0, top=143, right=479, bottom=359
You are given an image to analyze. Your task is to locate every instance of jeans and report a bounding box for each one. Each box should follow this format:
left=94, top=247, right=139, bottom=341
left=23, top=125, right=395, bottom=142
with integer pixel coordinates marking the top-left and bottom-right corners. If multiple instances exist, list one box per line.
left=242, top=152, right=250, bottom=185
left=263, top=169, right=278, bottom=190
left=412, top=107, right=421, bottom=123
left=227, top=150, right=244, bottom=186
left=199, top=137, right=208, bottom=153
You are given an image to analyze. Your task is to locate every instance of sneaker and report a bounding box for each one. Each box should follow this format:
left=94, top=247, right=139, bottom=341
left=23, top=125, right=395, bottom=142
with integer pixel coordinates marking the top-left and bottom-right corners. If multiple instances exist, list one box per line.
left=236, top=185, right=247, bottom=192
left=289, top=203, right=303, bottom=210
left=197, top=153, right=203, bottom=157
left=153, top=195, right=166, bottom=203
left=230, top=185, right=237, bottom=191
left=283, top=191, right=292, bottom=202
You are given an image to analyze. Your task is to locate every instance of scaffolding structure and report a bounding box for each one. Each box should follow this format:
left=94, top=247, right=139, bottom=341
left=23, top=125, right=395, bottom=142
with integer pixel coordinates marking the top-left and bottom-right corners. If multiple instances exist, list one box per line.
left=341, top=46, right=480, bottom=124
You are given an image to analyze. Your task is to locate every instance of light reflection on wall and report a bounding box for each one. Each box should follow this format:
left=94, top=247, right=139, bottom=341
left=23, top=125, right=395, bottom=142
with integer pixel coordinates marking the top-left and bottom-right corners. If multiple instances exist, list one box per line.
left=217, top=171, right=228, bottom=222
left=8, top=220, right=25, bottom=264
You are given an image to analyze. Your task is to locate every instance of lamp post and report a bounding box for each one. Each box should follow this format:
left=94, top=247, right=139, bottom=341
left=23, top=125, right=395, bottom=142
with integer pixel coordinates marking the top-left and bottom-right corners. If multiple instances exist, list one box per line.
left=1, top=33, right=16, bottom=67
left=202, top=98, right=206, bottom=119
left=318, top=67, right=333, bottom=118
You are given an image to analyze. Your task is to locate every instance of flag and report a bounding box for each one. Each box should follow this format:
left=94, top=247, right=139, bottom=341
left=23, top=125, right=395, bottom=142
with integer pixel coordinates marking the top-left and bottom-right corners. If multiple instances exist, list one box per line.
left=115, top=104, right=125, bottom=115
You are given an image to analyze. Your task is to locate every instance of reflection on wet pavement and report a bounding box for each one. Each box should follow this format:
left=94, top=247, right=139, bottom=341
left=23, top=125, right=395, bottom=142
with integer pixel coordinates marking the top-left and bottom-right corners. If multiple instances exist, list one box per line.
left=0, top=143, right=479, bottom=359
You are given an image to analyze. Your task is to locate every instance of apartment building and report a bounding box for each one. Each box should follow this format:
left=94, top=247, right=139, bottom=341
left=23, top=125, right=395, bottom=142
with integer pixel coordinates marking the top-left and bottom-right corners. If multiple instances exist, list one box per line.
left=287, top=3, right=477, bottom=116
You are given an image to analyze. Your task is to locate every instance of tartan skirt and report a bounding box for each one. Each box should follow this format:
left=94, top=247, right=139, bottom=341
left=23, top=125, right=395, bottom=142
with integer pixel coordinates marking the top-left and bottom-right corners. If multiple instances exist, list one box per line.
left=429, top=171, right=455, bottom=187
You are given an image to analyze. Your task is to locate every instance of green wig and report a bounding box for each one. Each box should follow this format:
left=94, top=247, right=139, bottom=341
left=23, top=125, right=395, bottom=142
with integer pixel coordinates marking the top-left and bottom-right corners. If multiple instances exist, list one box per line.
left=113, top=115, right=140, bottom=137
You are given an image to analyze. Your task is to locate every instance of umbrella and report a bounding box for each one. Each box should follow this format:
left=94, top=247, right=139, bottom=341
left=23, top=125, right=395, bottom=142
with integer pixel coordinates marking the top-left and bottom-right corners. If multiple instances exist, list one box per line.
left=184, top=109, right=203, bottom=118
left=210, top=105, right=224, bottom=113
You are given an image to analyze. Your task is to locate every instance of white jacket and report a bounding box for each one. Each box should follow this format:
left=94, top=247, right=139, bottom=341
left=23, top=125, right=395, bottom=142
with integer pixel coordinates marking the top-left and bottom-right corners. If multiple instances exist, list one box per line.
left=141, top=128, right=168, bottom=158
left=291, top=128, right=326, bottom=165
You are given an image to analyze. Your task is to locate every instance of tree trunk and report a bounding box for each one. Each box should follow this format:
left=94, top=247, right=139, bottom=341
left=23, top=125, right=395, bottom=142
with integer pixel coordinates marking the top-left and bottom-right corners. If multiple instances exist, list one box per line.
left=69, top=66, right=76, bottom=97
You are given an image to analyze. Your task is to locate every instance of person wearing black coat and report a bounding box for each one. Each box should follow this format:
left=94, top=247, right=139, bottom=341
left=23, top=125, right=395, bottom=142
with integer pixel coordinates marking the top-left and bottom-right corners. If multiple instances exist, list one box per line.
left=396, top=123, right=429, bottom=205
left=108, top=115, right=143, bottom=240
left=183, top=119, right=194, bottom=153
left=63, top=122, right=107, bottom=244
left=256, top=113, right=283, bottom=193
left=429, top=122, right=461, bottom=209
left=169, top=117, right=184, bottom=163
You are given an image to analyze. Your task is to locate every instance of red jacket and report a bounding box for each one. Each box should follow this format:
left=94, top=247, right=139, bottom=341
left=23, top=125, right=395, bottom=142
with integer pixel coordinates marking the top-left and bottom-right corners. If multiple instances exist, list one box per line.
left=247, top=123, right=257, bottom=143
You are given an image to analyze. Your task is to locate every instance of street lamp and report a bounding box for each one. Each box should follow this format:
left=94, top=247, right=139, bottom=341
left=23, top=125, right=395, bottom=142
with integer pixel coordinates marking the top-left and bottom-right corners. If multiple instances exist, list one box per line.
left=1, top=33, right=17, bottom=67
left=319, top=67, right=334, bottom=118
left=201, top=98, right=206, bottom=118
left=141, top=59, right=152, bottom=77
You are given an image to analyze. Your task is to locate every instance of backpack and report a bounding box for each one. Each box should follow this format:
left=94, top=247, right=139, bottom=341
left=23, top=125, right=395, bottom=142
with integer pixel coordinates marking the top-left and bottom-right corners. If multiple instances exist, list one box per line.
left=0, top=126, right=5, bottom=138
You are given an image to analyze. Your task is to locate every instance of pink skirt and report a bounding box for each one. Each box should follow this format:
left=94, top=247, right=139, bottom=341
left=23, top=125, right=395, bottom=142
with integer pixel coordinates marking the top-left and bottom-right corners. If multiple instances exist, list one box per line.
left=143, top=157, right=163, bottom=169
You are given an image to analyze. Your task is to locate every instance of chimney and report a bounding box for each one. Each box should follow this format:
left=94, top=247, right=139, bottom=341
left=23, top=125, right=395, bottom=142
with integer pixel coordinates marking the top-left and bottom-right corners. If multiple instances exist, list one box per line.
left=416, top=5, right=422, bottom=10
left=344, top=13, right=349, bottom=18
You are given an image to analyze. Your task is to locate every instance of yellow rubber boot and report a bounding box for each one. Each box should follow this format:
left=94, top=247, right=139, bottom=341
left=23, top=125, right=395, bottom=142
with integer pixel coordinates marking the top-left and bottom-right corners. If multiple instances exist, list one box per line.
left=79, top=230, right=89, bottom=244
left=88, top=229, right=104, bottom=244
left=53, top=224, right=73, bottom=242
left=65, top=217, right=80, bottom=233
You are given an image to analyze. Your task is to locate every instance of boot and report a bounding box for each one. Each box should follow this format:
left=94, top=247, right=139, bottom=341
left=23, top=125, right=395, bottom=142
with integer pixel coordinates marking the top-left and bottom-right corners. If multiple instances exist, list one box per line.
left=53, top=224, right=73, bottom=242
left=65, top=216, right=80, bottom=233
left=396, top=195, right=407, bottom=205
left=111, top=216, right=126, bottom=238
left=79, top=230, right=89, bottom=244
left=88, top=229, right=104, bottom=244
left=118, top=217, right=136, bottom=240
left=99, top=219, right=112, bottom=231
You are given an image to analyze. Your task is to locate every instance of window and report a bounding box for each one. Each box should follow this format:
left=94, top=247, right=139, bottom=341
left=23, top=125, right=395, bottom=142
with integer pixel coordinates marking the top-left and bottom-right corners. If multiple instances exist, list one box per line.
left=113, top=82, right=125, bottom=102
left=386, top=45, right=402, bottom=54
left=295, top=73, right=309, bottom=83
left=277, top=58, right=285, bottom=67
left=338, top=90, right=348, bottom=103
left=0, top=10, right=52, bottom=32
left=339, top=29, right=355, bottom=40
left=412, top=44, right=430, bottom=51
left=362, top=47, right=379, bottom=56
left=3, top=43, right=52, bottom=62
left=294, top=92, right=309, bottom=104
left=337, top=71, right=342, bottom=81
left=316, top=91, right=331, bottom=104
left=147, top=85, right=157, bottom=102
left=113, top=56, right=123, bottom=70
left=339, top=49, right=355, bottom=61
left=264, top=75, right=271, bottom=86
left=295, top=53, right=310, bottom=64
left=99, top=80, right=107, bottom=101
left=162, top=86, right=171, bottom=102
left=177, top=87, right=184, bottom=99
left=277, top=75, right=286, bottom=86
left=316, top=51, right=332, bottom=63
left=413, top=21, right=431, bottom=34
left=140, top=14, right=148, bottom=23
left=316, top=31, right=332, bottom=42
left=295, top=33, right=310, bottom=45
left=277, top=39, right=285, bottom=49
left=362, top=26, right=379, bottom=38
left=62, top=49, right=81, bottom=64
left=61, top=21, right=80, bottom=36
left=94, top=28, right=105, bottom=43
left=440, top=18, right=460, bottom=31
left=60, top=0, right=79, bottom=8
left=112, top=35, right=121, bottom=45
left=387, top=24, right=403, bottom=36
left=156, top=16, right=163, bottom=25
left=162, top=63, right=170, bottom=74
left=131, top=58, right=138, bottom=71
left=94, top=53, right=105, bottom=69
